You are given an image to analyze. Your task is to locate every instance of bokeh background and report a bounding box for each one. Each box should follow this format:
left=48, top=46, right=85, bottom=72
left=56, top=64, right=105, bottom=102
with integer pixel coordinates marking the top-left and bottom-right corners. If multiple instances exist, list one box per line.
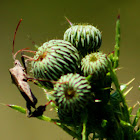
left=1, top=0, right=140, bottom=140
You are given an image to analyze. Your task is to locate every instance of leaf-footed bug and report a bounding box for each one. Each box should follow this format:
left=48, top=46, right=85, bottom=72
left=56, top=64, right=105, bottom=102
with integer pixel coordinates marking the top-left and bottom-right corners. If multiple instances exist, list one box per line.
left=9, top=19, right=38, bottom=117
left=9, top=19, right=56, bottom=117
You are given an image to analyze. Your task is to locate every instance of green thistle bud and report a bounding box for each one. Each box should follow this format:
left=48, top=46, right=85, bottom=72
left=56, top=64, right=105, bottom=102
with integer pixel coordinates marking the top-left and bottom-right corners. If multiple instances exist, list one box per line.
left=54, top=73, right=93, bottom=112
left=81, top=52, right=109, bottom=80
left=53, top=73, right=93, bottom=125
left=64, top=24, right=102, bottom=57
left=31, top=40, right=80, bottom=89
left=81, top=52, right=111, bottom=104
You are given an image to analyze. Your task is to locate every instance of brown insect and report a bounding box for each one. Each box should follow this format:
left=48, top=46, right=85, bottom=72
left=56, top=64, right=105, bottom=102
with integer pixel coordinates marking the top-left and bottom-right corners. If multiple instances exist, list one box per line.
left=9, top=19, right=38, bottom=116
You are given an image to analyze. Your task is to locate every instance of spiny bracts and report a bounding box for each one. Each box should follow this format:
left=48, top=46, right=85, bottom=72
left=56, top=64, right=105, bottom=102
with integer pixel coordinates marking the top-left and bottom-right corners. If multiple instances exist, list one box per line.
left=53, top=73, right=94, bottom=124
left=81, top=52, right=109, bottom=80
left=64, top=24, right=102, bottom=57
left=31, top=40, right=80, bottom=89
left=53, top=73, right=93, bottom=111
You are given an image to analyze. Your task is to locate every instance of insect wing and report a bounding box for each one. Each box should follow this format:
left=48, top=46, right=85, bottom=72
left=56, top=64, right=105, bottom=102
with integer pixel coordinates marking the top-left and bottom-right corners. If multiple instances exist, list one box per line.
left=9, top=62, right=37, bottom=108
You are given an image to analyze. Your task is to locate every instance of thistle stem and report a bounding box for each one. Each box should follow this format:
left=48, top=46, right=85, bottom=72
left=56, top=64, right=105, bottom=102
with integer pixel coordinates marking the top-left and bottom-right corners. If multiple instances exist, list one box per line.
left=56, top=123, right=81, bottom=140
left=108, top=62, right=130, bottom=122
left=82, top=110, right=88, bottom=140
left=7, top=104, right=80, bottom=139
left=113, top=15, right=120, bottom=68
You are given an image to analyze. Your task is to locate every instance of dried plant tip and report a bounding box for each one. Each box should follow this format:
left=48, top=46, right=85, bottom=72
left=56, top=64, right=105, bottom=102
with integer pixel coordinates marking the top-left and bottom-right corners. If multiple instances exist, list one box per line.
left=117, top=14, right=120, bottom=19
left=65, top=16, right=73, bottom=26
left=64, top=24, right=102, bottom=57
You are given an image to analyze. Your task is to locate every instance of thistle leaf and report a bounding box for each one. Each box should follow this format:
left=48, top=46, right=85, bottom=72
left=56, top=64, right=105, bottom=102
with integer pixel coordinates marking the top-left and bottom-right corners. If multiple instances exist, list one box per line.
left=132, top=107, right=140, bottom=126
left=7, top=104, right=26, bottom=114
left=7, top=104, right=53, bottom=122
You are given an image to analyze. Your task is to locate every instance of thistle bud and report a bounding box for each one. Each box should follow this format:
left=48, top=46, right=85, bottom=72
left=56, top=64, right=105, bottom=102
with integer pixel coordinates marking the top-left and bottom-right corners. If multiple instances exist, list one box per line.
left=64, top=24, right=102, bottom=57
left=31, top=40, right=80, bottom=89
left=53, top=73, right=93, bottom=124
left=54, top=73, right=93, bottom=111
left=81, top=52, right=109, bottom=80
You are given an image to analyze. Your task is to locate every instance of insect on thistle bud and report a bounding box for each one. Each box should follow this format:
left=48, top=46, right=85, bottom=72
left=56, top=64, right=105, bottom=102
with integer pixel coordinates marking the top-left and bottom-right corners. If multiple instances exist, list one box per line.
left=31, top=40, right=80, bottom=89
left=9, top=19, right=38, bottom=116
left=64, top=24, right=102, bottom=57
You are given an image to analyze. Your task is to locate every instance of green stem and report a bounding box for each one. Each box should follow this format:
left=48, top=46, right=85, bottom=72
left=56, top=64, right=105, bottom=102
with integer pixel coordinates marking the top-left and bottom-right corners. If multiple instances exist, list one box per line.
left=82, top=122, right=86, bottom=140
left=56, top=123, right=81, bottom=140
left=114, top=15, right=120, bottom=68
left=108, top=62, right=130, bottom=122
left=7, top=104, right=81, bottom=139
left=82, top=111, right=88, bottom=140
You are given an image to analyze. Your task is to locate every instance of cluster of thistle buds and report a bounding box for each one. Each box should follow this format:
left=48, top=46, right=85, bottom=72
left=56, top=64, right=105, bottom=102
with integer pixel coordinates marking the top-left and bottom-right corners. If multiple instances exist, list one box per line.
left=30, top=18, right=113, bottom=129
left=10, top=16, right=140, bottom=139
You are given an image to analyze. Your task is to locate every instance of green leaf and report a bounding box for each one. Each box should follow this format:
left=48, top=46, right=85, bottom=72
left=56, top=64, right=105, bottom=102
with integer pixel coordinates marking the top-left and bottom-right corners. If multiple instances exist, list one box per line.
left=128, top=102, right=139, bottom=115
left=6, top=104, right=81, bottom=139
left=132, top=107, right=140, bottom=126
left=101, top=120, right=107, bottom=128
left=7, top=104, right=26, bottom=114
left=128, top=107, right=133, bottom=115
left=57, top=123, right=81, bottom=140
left=120, top=78, right=135, bottom=92
left=134, top=129, right=140, bottom=138
left=123, top=87, right=133, bottom=97
left=7, top=104, right=53, bottom=122
left=120, top=120, right=132, bottom=128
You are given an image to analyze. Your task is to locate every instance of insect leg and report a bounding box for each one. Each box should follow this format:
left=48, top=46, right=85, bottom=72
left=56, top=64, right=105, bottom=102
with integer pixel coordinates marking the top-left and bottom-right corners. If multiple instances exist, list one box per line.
left=29, top=100, right=53, bottom=117
left=21, top=52, right=27, bottom=73
left=26, top=102, right=32, bottom=117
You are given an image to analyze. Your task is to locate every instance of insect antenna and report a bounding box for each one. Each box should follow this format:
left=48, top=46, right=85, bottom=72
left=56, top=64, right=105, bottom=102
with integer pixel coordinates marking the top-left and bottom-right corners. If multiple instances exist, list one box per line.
left=12, top=18, right=36, bottom=62
left=14, top=48, right=36, bottom=60
left=27, top=77, right=57, bottom=84
left=12, top=18, right=23, bottom=60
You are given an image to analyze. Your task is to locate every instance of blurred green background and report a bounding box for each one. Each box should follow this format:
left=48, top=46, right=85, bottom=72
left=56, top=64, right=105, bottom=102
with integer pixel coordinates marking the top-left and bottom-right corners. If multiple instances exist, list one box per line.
left=1, top=0, right=140, bottom=139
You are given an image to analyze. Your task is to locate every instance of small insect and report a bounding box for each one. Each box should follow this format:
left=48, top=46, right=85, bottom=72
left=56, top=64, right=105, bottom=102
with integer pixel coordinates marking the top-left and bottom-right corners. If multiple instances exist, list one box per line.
left=9, top=19, right=38, bottom=116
